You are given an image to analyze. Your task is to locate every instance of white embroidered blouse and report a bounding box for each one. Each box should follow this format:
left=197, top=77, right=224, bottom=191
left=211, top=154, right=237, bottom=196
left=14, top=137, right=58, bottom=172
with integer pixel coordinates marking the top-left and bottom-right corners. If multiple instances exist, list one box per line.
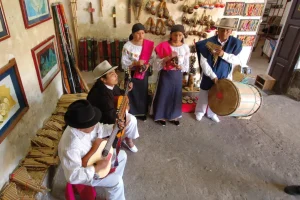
left=153, top=43, right=190, bottom=73
left=121, top=41, right=154, bottom=70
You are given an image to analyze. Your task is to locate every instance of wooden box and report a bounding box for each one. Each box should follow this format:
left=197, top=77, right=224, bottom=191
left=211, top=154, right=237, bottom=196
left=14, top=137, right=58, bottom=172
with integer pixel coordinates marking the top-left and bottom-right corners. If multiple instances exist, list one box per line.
left=255, top=74, right=276, bottom=90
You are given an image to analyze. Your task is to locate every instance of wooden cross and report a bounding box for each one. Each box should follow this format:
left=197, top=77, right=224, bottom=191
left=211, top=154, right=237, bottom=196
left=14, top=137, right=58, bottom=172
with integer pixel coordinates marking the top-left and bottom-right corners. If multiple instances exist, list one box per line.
left=88, top=2, right=95, bottom=24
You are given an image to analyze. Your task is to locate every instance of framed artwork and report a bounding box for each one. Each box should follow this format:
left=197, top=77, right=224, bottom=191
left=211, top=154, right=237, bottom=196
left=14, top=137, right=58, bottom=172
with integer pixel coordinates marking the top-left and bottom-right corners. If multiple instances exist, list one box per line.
left=244, top=3, right=265, bottom=16
left=19, top=0, right=52, bottom=29
left=0, top=0, right=10, bottom=42
left=31, top=35, right=60, bottom=92
left=237, top=35, right=256, bottom=46
left=224, top=2, right=245, bottom=16
left=238, top=19, right=260, bottom=32
left=0, top=59, right=29, bottom=144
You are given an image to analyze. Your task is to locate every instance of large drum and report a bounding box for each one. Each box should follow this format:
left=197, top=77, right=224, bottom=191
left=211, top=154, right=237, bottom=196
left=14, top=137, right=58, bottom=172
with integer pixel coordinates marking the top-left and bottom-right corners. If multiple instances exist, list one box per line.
left=208, top=79, right=262, bottom=117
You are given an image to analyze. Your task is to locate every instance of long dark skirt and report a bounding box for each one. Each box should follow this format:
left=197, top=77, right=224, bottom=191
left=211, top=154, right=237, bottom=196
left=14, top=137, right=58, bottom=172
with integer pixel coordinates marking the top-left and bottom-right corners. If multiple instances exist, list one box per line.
left=153, top=70, right=182, bottom=121
left=127, top=70, right=149, bottom=117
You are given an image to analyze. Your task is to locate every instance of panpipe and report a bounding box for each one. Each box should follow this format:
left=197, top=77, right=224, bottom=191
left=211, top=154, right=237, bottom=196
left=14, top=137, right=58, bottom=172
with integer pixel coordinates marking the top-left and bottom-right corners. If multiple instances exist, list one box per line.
left=21, top=158, right=49, bottom=170
left=37, top=129, right=62, bottom=141
left=53, top=107, right=67, bottom=115
left=31, top=136, right=54, bottom=148
left=206, top=41, right=222, bottom=66
left=34, top=156, right=60, bottom=166
left=10, top=167, right=50, bottom=194
left=43, top=120, right=64, bottom=131
left=48, top=115, right=65, bottom=124
left=0, top=183, right=34, bottom=200
left=30, top=147, right=56, bottom=157
left=27, top=149, right=50, bottom=158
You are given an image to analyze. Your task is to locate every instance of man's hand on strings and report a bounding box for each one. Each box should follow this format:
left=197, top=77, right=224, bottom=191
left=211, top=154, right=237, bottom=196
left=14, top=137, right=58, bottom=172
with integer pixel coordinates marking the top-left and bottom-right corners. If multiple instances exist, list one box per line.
left=116, top=118, right=125, bottom=130
left=94, top=153, right=112, bottom=171
left=128, top=82, right=133, bottom=91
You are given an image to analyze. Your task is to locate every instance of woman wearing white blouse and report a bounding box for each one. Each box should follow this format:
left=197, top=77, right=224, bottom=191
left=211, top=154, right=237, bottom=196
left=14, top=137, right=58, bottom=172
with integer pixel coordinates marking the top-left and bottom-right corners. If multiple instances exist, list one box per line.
left=121, top=23, right=154, bottom=121
left=151, top=25, right=190, bottom=126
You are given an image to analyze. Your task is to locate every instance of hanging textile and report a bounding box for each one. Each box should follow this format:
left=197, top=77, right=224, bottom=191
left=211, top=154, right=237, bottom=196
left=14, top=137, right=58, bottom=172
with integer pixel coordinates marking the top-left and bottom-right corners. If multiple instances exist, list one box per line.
left=52, top=3, right=87, bottom=94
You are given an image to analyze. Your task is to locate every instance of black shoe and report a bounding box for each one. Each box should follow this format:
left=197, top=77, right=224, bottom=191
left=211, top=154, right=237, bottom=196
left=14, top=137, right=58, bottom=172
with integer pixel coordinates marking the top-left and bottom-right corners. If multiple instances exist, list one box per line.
left=171, top=120, right=180, bottom=126
left=157, top=120, right=166, bottom=126
left=284, top=185, right=300, bottom=195
left=137, top=116, right=147, bottom=121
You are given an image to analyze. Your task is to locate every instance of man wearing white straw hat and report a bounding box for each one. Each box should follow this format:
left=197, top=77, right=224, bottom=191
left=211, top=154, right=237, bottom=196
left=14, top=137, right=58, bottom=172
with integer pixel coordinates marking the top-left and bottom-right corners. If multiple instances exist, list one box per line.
left=194, top=18, right=243, bottom=123
left=87, top=60, right=139, bottom=153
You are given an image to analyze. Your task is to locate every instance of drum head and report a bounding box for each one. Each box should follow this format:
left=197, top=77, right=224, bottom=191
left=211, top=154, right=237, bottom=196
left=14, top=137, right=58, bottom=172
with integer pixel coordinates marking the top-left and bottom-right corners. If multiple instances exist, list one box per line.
left=208, top=79, right=240, bottom=116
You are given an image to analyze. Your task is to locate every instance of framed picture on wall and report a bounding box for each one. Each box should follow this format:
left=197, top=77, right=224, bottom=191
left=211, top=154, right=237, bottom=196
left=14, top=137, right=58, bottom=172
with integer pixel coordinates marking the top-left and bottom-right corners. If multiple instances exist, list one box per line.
left=31, top=35, right=60, bottom=92
left=19, top=0, right=52, bottom=29
left=237, top=35, right=256, bottom=46
left=224, top=2, right=245, bottom=16
left=0, top=59, right=29, bottom=144
left=244, top=3, right=265, bottom=16
left=0, top=0, right=10, bottom=42
left=238, top=19, right=260, bottom=32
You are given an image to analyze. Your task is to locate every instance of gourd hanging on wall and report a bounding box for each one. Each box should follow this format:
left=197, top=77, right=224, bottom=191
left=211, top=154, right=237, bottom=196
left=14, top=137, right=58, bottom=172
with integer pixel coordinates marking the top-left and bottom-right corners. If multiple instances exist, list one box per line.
left=133, top=0, right=143, bottom=21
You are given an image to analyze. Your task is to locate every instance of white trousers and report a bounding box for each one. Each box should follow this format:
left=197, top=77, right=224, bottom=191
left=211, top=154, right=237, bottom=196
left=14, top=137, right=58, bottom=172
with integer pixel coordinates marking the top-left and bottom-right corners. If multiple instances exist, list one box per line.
left=91, top=150, right=127, bottom=200
left=194, top=89, right=217, bottom=118
left=125, top=113, right=139, bottom=140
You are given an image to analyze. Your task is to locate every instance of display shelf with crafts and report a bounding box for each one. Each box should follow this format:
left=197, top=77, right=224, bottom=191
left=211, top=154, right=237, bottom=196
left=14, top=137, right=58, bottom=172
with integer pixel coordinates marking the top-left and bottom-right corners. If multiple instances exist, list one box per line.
left=182, top=95, right=198, bottom=113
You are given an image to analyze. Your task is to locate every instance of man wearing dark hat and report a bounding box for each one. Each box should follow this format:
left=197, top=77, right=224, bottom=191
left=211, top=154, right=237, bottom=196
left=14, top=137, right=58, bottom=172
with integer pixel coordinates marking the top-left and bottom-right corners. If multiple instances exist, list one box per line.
left=58, top=100, right=127, bottom=200
left=194, top=18, right=243, bottom=123
left=87, top=60, right=139, bottom=153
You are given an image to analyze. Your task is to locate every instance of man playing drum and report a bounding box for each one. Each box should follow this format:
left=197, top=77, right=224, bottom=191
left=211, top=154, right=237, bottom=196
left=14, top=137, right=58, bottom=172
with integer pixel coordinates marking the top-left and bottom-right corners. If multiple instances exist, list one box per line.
left=194, top=18, right=243, bottom=123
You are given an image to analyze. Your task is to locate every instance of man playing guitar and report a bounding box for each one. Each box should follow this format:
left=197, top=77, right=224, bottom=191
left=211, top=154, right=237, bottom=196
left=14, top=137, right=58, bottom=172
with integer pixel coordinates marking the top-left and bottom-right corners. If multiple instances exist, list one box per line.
left=58, top=100, right=127, bottom=200
left=87, top=60, right=139, bottom=152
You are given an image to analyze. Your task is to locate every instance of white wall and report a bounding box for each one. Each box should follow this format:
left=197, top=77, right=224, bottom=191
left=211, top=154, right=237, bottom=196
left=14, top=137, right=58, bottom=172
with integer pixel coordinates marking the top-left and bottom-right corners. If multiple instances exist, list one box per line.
left=0, top=0, right=74, bottom=189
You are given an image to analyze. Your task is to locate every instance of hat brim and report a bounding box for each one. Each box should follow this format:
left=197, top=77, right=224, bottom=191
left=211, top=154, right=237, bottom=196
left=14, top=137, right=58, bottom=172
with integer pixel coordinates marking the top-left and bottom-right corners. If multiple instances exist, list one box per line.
left=65, top=106, right=102, bottom=129
left=94, top=66, right=118, bottom=80
left=215, top=25, right=237, bottom=30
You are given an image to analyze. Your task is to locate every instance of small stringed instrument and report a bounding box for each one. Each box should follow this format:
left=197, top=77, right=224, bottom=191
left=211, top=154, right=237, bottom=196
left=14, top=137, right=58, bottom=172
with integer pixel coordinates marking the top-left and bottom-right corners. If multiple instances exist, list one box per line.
left=82, top=74, right=131, bottom=178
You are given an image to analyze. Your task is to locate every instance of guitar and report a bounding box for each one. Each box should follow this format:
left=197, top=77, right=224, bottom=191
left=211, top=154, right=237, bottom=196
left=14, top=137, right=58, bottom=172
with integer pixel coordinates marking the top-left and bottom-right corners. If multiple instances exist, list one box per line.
left=82, top=74, right=132, bottom=178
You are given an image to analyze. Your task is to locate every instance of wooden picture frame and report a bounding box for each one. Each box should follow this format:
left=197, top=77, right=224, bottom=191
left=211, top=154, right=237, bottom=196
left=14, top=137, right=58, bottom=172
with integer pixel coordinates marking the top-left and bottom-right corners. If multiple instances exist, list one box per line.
left=237, top=35, right=256, bottom=46
left=19, top=0, right=52, bottom=29
left=224, top=2, right=245, bottom=16
left=31, top=35, right=60, bottom=92
left=0, top=58, right=29, bottom=144
left=238, top=19, right=260, bottom=32
left=0, top=0, right=10, bottom=42
left=244, top=3, right=265, bottom=16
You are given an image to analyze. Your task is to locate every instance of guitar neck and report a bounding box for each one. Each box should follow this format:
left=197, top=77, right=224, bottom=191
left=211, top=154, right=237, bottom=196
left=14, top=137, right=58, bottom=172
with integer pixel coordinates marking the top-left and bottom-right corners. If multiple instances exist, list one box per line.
left=102, top=77, right=131, bottom=157
left=102, top=126, right=119, bottom=157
